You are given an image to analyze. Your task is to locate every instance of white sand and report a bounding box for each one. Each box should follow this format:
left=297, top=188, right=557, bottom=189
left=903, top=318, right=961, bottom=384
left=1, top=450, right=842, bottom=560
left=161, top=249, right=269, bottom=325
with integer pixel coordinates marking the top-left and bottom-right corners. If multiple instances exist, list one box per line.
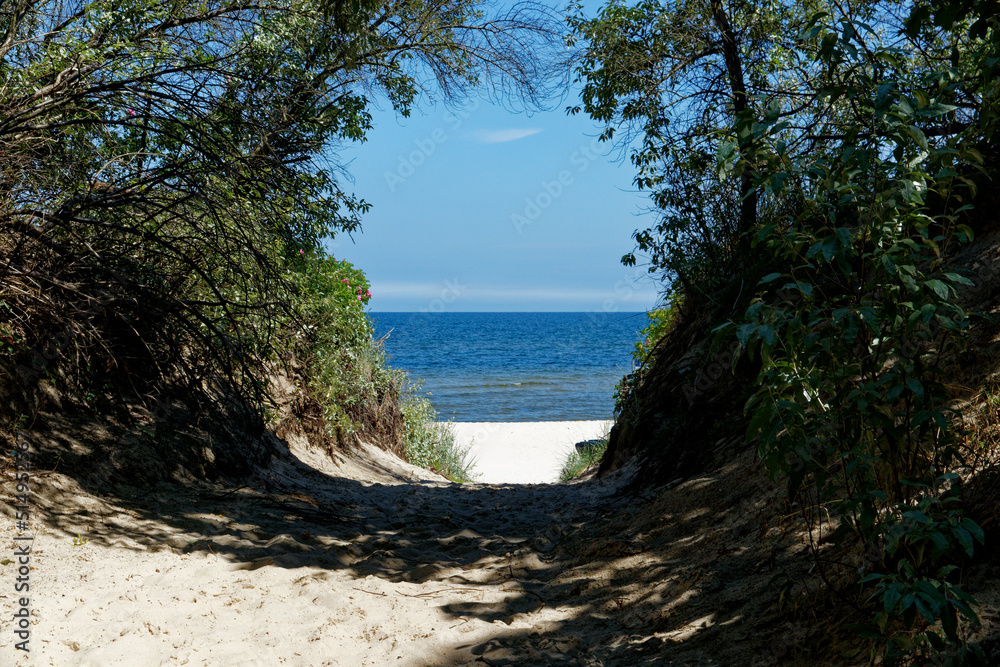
left=447, top=421, right=612, bottom=484
left=3, top=422, right=632, bottom=666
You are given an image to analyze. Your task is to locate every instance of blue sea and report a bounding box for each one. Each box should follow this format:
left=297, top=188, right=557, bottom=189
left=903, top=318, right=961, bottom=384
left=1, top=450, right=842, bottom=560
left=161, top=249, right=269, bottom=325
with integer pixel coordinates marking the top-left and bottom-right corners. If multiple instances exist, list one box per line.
left=370, top=312, right=646, bottom=422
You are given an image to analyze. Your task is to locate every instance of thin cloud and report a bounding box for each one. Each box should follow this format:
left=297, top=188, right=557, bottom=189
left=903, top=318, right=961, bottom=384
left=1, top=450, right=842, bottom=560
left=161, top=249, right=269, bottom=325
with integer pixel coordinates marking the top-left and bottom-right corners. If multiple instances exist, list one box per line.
left=470, top=128, right=542, bottom=144
left=470, top=287, right=658, bottom=303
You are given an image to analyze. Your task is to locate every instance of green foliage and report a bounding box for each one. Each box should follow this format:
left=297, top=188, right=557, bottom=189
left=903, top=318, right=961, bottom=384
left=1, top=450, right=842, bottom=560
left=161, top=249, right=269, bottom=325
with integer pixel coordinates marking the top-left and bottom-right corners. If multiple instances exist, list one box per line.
left=288, top=252, right=397, bottom=440
left=1, top=0, right=562, bottom=419
left=282, top=251, right=474, bottom=480
left=632, top=294, right=683, bottom=364
left=568, top=0, right=809, bottom=300
left=578, top=0, right=1000, bottom=660
left=615, top=295, right=682, bottom=417
left=559, top=435, right=608, bottom=482
left=399, top=397, right=475, bottom=483
left=720, top=2, right=996, bottom=660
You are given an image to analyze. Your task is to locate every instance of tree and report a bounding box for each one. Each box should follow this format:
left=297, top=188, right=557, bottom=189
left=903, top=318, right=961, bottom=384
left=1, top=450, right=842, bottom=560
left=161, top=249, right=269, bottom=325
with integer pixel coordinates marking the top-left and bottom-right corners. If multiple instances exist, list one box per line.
left=579, top=0, right=999, bottom=658
left=568, top=0, right=983, bottom=306
left=1, top=0, right=564, bottom=413
left=568, top=0, right=818, bottom=303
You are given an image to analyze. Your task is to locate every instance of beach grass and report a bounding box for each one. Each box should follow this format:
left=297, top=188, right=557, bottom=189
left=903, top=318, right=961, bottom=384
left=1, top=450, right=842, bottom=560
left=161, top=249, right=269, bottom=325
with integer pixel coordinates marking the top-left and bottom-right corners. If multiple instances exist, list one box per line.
left=401, top=398, right=477, bottom=482
left=558, top=426, right=610, bottom=482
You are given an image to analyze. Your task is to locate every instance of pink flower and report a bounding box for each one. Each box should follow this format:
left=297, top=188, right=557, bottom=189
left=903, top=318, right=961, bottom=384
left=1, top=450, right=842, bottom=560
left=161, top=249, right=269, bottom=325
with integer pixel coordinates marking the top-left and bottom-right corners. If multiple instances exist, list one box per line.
left=126, top=108, right=135, bottom=116
left=299, top=249, right=305, bottom=255
left=356, top=295, right=362, bottom=301
left=341, top=278, right=349, bottom=284
left=365, top=289, right=372, bottom=298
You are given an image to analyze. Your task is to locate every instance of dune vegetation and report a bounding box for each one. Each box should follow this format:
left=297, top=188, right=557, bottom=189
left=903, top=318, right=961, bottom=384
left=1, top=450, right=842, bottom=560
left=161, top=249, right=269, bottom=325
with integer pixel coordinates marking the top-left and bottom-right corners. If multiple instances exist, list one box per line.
left=3, top=0, right=1000, bottom=663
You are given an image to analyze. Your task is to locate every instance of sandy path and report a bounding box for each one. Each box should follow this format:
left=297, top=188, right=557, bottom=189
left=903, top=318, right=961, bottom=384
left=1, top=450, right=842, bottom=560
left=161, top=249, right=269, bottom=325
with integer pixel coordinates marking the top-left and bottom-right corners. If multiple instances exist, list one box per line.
left=3, top=431, right=631, bottom=666
left=447, top=421, right=612, bottom=484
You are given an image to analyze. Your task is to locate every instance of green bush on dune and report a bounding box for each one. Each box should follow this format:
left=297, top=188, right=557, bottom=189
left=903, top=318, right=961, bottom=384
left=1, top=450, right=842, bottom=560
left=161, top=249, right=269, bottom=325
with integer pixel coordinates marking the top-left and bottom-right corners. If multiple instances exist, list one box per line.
left=400, top=396, right=476, bottom=483
left=290, top=254, right=473, bottom=482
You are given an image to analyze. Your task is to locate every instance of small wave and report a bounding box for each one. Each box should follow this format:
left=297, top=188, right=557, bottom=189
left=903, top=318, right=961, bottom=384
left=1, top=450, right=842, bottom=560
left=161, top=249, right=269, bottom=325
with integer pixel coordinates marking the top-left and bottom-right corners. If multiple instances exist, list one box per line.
left=440, top=380, right=558, bottom=389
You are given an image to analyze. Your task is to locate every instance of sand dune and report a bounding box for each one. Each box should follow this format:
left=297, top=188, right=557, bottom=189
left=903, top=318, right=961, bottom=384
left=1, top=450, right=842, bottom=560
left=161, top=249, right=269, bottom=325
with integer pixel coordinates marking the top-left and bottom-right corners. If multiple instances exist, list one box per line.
left=3, top=424, right=630, bottom=666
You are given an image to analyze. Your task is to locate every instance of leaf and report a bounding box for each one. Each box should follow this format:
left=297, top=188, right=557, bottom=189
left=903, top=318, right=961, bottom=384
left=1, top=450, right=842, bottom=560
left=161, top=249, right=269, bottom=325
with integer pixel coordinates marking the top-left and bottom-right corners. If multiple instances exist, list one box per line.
left=925, top=279, right=950, bottom=300
left=903, top=510, right=931, bottom=524
left=961, top=518, right=985, bottom=545
left=883, top=585, right=903, bottom=612
left=914, top=596, right=936, bottom=623
left=944, top=272, right=974, bottom=286
left=759, top=272, right=783, bottom=285
left=929, top=531, right=950, bottom=556
left=836, top=227, right=853, bottom=248
left=758, top=325, right=777, bottom=346
left=955, top=526, right=974, bottom=556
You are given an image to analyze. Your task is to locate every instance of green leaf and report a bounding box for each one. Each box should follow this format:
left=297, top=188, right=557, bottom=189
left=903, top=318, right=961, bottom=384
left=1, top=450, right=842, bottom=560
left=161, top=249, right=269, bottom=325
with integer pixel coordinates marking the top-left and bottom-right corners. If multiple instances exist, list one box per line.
left=944, top=272, right=974, bottom=286
left=758, top=325, right=777, bottom=346
left=961, top=518, right=985, bottom=545
left=883, top=585, right=903, bottom=612
left=925, top=279, right=950, bottom=300
left=955, top=526, right=974, bottom=556
left=929, top=531, right=950, bottom=556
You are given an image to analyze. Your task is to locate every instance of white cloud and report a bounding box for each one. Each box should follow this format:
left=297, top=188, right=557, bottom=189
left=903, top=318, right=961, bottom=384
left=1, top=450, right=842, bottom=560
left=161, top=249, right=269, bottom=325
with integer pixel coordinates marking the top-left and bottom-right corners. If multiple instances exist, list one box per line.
left=469, top=128, right=543, bottom=144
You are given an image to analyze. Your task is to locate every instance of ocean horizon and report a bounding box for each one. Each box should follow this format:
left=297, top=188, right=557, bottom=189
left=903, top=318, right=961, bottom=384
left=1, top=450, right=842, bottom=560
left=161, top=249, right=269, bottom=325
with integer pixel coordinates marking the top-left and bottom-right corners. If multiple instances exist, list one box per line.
left=370, top=311, right=646, bottom=422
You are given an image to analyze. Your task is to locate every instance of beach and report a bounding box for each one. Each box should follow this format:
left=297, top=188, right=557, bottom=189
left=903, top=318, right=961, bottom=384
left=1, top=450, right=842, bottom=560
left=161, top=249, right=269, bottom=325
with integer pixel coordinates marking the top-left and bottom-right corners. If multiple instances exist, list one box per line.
left=3, top=421, right=633, bottom=665
left=447, top=420, right=613, bottom=484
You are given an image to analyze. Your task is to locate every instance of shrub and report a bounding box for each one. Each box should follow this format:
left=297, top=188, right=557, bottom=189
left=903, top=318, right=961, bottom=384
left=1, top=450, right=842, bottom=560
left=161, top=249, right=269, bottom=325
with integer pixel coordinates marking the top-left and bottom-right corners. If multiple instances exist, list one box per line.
left=399, top=396, right=476, bottom=483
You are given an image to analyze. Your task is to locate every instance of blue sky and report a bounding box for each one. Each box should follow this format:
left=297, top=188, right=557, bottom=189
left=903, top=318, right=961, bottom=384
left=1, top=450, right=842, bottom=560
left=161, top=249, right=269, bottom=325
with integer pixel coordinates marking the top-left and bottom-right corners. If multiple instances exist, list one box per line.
left=327, top=38, right=663, bottom=312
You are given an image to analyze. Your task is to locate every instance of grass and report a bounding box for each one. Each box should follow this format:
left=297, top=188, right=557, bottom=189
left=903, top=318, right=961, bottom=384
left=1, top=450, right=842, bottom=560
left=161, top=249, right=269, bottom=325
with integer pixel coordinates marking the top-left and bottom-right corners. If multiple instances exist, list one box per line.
left=559, top=426, right=611, bottom=482
left=400, top=396, right=477, bottom=483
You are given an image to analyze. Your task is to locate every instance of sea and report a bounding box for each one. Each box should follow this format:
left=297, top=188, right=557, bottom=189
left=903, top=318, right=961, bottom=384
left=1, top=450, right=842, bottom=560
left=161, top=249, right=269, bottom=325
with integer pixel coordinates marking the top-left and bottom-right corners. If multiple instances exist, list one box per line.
left=370, top=312, right=646, bottom=422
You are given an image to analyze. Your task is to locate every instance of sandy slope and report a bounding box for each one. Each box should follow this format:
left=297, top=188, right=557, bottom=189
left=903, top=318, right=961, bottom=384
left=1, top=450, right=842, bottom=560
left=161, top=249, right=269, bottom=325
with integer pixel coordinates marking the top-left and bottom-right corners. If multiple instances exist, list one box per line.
left=2, top=426, right=632, bottom=666
left=4, top=419, right=904, bottom=666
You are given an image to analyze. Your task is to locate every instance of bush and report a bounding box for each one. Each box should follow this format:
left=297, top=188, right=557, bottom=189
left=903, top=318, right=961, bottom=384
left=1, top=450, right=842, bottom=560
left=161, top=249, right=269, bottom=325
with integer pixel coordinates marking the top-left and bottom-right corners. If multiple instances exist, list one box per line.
left=400, top=396, right=476, bottom=483
left=287, top=252, right=476, bottom=482
left=287, top=252, right=408, bottom=452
